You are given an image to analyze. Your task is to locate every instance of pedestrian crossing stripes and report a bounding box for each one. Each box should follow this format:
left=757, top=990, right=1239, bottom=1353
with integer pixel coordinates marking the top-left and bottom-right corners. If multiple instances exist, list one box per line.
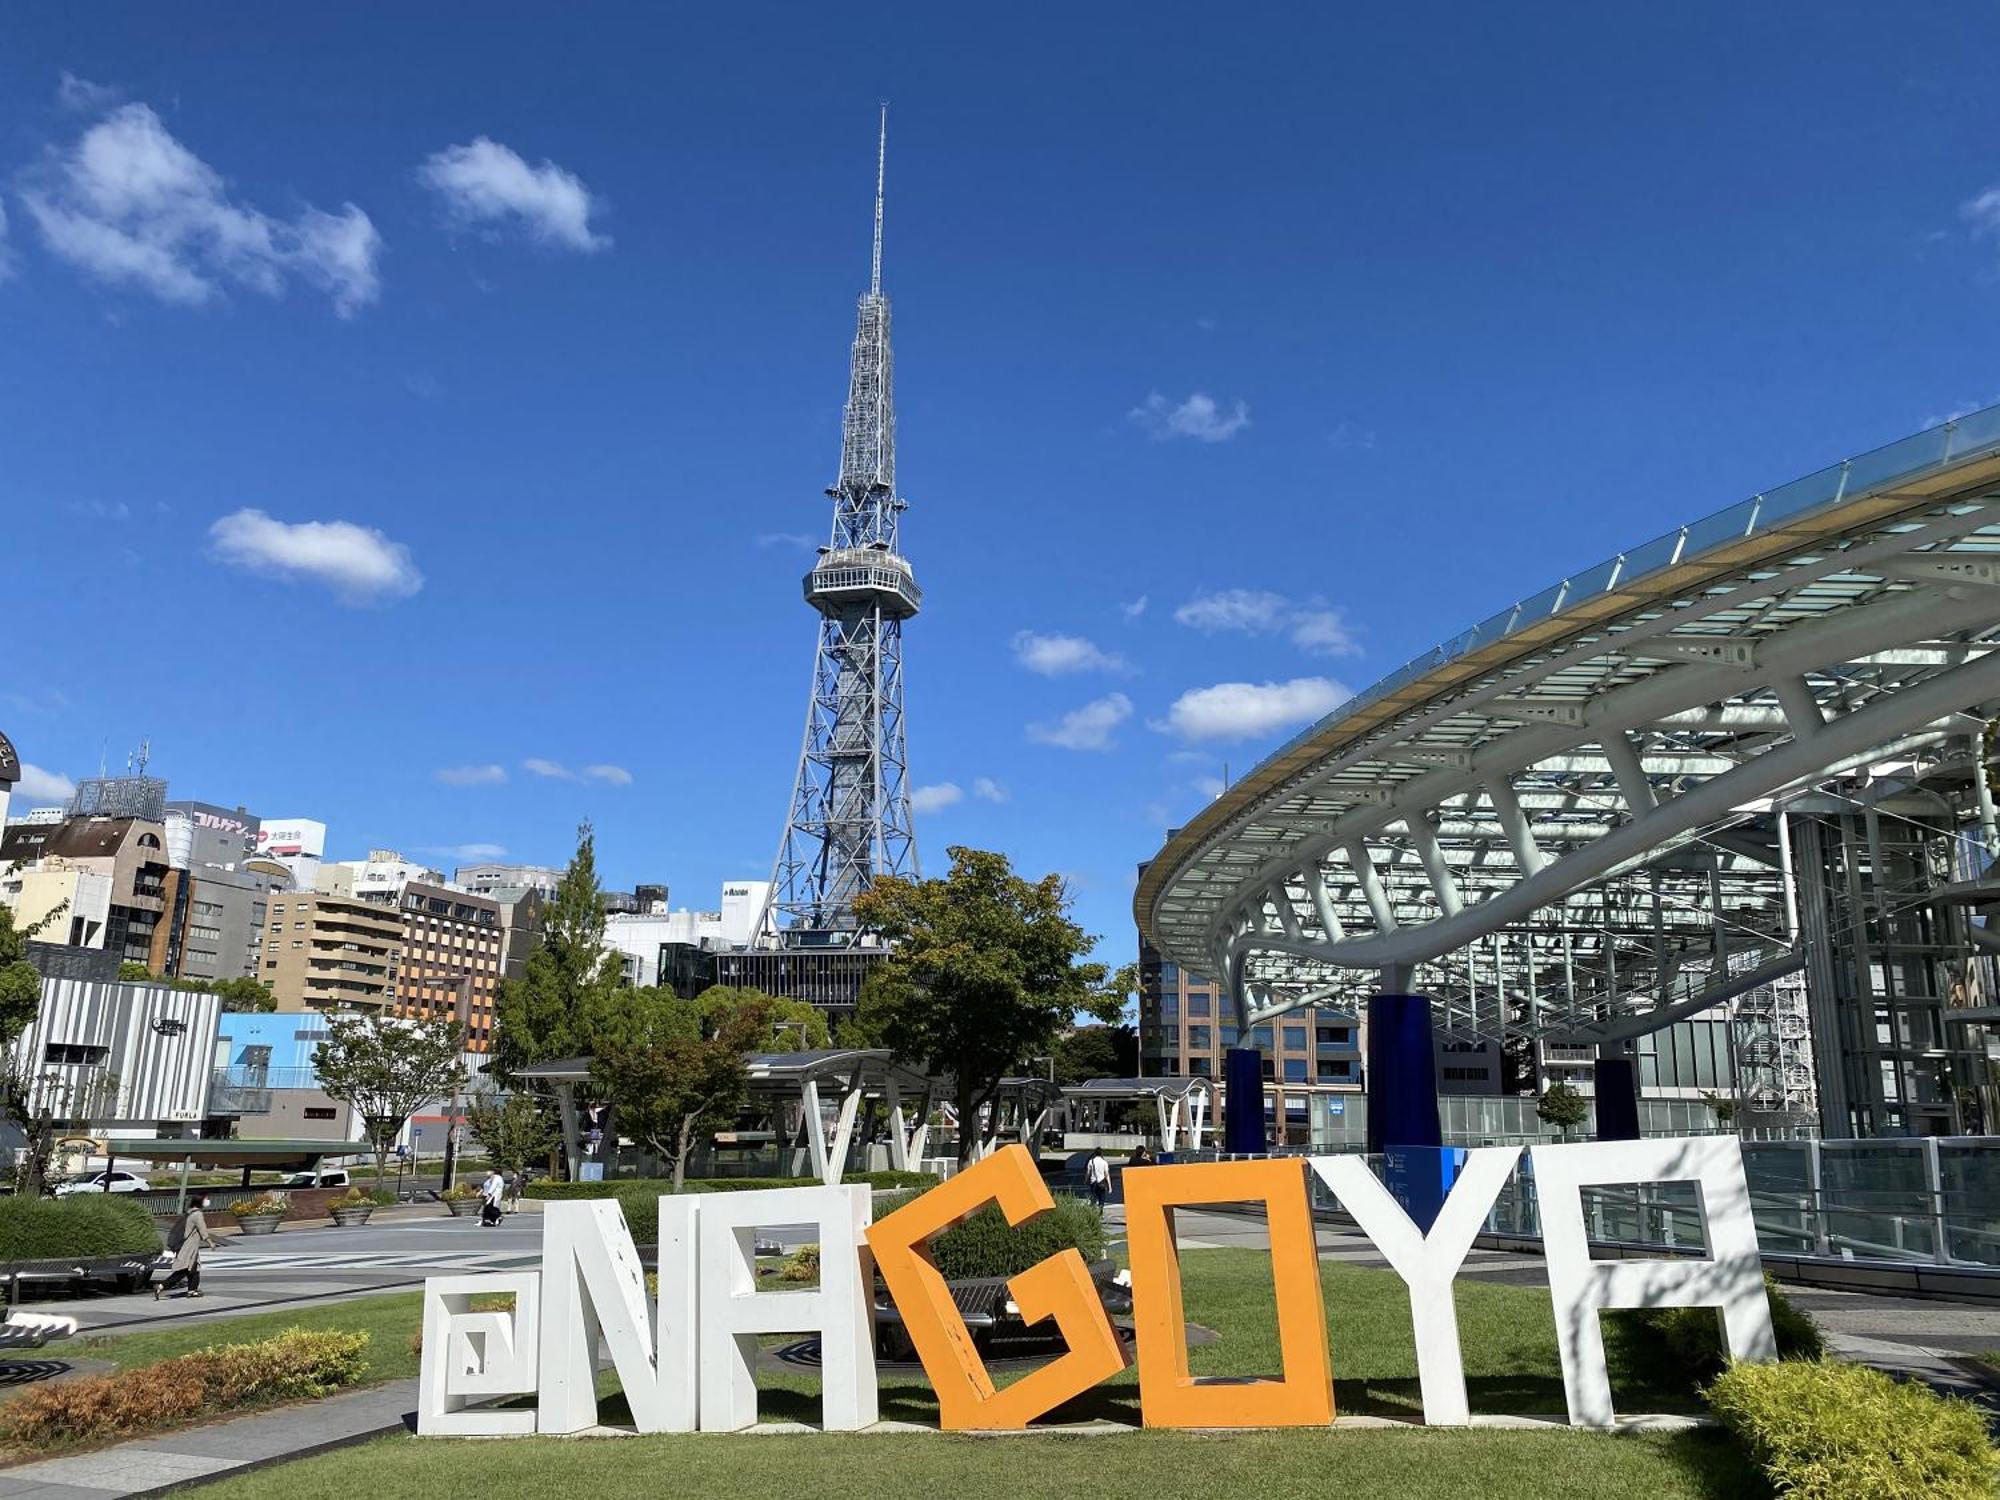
left=199, top=1250, right=538, bottom=1274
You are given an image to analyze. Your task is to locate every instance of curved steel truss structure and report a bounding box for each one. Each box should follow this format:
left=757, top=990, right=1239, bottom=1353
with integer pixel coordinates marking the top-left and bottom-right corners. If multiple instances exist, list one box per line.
left=1137, top=410, right=2000, bottom=1049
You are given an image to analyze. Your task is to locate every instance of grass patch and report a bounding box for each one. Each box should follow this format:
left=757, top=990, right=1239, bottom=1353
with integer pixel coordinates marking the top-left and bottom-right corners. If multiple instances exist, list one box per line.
left=71, top=1291, right=425, bottom=1385
left=183, top=1426, right=1760, bottom=1500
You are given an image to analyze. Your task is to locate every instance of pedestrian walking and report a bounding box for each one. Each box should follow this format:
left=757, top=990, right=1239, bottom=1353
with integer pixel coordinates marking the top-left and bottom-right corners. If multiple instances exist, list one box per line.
left=506, top=1168, right=525, bottom=1212
left=479, top=1167, right=506, bottom=1227
left=155, top=1195, right=218, bottom=1299
left=1085, top=1148, right=1112, bottom=1209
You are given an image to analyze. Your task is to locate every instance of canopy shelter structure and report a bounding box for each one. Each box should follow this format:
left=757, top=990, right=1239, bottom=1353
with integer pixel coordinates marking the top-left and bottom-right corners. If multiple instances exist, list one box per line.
left=514, top=1050, right=945, bottom=1187
left=1137, top=406, right=2000, bottom=1145
left=87, top=1138, right=341, bottom=1209
left=1062, top=1076, right=1215, bottom=1154
left=742, top=1049, right=938, bottom=1184
left=966, top=1077, right=1064, bottom=1162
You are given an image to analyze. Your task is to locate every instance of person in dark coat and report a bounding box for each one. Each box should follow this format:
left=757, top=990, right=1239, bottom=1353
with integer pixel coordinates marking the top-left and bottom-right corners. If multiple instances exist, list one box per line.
left=155, top=1195, right=218, bottom=1299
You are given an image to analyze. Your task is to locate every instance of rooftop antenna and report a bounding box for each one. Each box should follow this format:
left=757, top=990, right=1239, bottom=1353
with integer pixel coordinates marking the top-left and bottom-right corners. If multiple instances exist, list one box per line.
left=870, top=101, right=887, bottom=297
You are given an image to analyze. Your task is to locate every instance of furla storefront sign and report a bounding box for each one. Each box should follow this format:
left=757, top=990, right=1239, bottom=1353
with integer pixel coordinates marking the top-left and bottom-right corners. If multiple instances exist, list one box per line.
left=417, top=1136, right=1776, bottom=1436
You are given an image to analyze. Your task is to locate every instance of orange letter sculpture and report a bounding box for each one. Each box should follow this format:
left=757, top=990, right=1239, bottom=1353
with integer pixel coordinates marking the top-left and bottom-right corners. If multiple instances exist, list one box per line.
left=865, top=1144, right=1128, bottom=1430
left=1124, top=1157, right=1333, bottom=1427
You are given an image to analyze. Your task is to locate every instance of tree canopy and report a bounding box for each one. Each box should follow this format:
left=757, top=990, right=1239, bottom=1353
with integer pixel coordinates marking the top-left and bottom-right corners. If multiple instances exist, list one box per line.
left=588, top=985, right=820, bottom=1187
left=850, top=845, right=1121, bottom=1162
left=313, top=1011, right=467, bottom=1185
left=464, top=1092, right=558, bottom=1178
left=491, top=822, right=623, bottom=1078
left=1052, top=1023, right=1139, bottom=1085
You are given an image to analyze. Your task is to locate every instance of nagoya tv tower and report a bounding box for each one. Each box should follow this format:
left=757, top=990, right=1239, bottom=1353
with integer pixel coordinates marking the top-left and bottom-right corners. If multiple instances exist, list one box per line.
left=764, top=107, right=921, bottom=946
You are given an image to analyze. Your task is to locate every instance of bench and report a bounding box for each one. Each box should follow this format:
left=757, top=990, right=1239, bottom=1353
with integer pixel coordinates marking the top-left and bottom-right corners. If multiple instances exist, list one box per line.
left=872, top=1262, right=1129, bottom=1360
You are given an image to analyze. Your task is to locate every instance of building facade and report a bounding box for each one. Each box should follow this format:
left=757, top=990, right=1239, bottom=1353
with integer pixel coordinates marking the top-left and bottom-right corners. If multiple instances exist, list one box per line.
left=454, top=862, right=564, bottom=901
left=253, top=818, right=327, bottom=891
left=0, top=816, right=172, bottom=968
left=263, top=889, right=401, bottom=1013
left=389, top=880, right=503, bottom=1051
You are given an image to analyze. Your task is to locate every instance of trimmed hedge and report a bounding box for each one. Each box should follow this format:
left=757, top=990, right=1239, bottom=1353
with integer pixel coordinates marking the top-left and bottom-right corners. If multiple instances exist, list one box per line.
left=1615, top=1273, right=1823, bottom=1381
left=0, top=1328, right=369, bottom=1450
left=1706, top=1358, right=2000, bottom=1500
left=526, top=1170, right=937, bottom=1201
left=0, top=1195, right=159, bottom=1262
left=873, top=1188, right=1106, bottom=1280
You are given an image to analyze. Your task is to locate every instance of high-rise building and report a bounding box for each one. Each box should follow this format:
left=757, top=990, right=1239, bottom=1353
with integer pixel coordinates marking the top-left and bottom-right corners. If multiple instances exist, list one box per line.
left=455, top=862, right=564, bottom=901
left=254, top=819, right=327, bottom=891
left=262, top=888, right=401, bottom=1013
left=755, top=110, right=919, bottom=1016
left=0, top=816, right=171, bottom=967
left=388, top=879, right=503, bottom=1051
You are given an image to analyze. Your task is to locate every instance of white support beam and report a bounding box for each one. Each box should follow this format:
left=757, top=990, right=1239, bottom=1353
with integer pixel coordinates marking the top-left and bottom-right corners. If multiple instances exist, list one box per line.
left=1598, top=732, right=1658, bottom=815
left=1307, top=865, right=1346, bottom=941
left=1346, top=840, right=1399, bottom=932
left=1407, top=816, right=1464, bottom=916
left=1772, top=675, right=1825, bottom=739
left=1484, top=779, right=1546, bottom=876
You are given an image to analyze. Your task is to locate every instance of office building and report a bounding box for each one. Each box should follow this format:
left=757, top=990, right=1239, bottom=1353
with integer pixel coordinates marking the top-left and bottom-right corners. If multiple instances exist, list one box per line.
left=263, top=889, right=401, bottom=1014
left=454, top=862, right=564, bottom=901
left=254, top=818, right=327, bottom=891
left=390, top=879, right=503, bottom=1051
left=1, top=816, right=171, bottom=968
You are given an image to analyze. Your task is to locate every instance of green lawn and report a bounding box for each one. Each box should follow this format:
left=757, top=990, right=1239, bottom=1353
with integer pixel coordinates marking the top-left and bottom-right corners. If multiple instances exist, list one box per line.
left=190, top=1427, right=1759, bottom=1500
left=78, top=1247, right=1752, bottom=1499
left=69, top=1292, right=426, bottom=1384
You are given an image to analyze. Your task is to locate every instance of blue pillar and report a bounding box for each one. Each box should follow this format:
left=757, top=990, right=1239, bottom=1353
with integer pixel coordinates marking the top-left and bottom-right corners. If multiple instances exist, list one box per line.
left=1366, top=993, right=1442, bottom=1155
left=1594, top=1055, right=1641, bottom=1141
left=1222, top=1047, right=1266, bottom=1154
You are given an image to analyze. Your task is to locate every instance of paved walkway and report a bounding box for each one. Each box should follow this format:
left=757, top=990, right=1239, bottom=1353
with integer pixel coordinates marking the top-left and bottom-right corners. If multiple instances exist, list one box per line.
left=0, top=1381, right=417, bottom=1500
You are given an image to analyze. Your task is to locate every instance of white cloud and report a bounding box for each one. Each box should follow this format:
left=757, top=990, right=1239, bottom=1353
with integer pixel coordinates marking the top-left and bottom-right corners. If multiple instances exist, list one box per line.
left=910, top=782, right=963, bottom=815
left=22, top=102, right=382, bottom=315
left=1121, top=595, right=1149, bottom=619
left=62, top=499, right=130, bottom=520
left=1011, top=630, right=1127, bottom=676
left=521, top=758, right=630, bottom=785
left=209, top=509, right=421, bottom=604
left=756, top=532, right=819, bottom=551
left=1965, top=185, right=2000, bottom=241
left=1155, top=677, right=1350, bottom=742
left=1174, top=588, right=1288, bottom=633
left=1028, top=692, right=1133, bottom=751
left=1194, top=775, right=1227, bottom=799
left=0, top=197, right=12, bottom=282
left=1286, top=608, right=1361, bottom=657
left=57, top=72, right=120, bottom=114
left=418, top=137, right=608, bottom=253
left=972, top=776, right=1008, bottom=803
left=16, top=763, right=74, bottom=803
left=436, top=764, right=507, bottom=787
left=1129, top=391, right=1250, bottom=443
left=1328, top=421, right=1377, bottom=451
left=1173, top=589, right=1361, bottom=657
left=418, top=841, right=509, bottom=861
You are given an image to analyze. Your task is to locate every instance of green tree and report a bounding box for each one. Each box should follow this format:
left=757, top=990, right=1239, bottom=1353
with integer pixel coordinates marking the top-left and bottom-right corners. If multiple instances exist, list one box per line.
left=1702, top=1090, right=1739, bottom=1128
left=851, top=846, right=1121, bottom=1163
left=692, top=985, right=827, bottom=1052
left=116, top=960, right=153, bottom=981
left=490, top=822, right=623, bottom=1170
left=0, top=889, right=73, bottom=1194
left=589, top=987, right=777, bottom=1188
left=1052, top=1023, right=1138, bottom=1085
left=1536, top=1081, right=1591, bottom=1140
left=313, top=1011, right=468, bottom=1187
left=464, top=1092, right=559, bottom=1178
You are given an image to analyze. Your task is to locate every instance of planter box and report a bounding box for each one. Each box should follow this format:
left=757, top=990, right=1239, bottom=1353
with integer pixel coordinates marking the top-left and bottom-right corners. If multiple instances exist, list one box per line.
left=329, top=1206, right=374, bottom=1227
left=444, top=1198, right=485, bottom=1217
left=233, top=1215, right=282, bottom=1236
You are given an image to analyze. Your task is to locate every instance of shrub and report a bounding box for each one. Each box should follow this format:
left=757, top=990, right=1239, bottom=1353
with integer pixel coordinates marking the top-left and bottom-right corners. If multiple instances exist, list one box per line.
left=330, top=1187, right=396, bottom=1208
left=1616, top=1274, right=1823, bottom=1383
left=0, top=1328, right=369, bottom=1450
left=0, top=1196, right=159, bottom=1262
left=227, top=1194, right=287, bottom=1219
left=927, top=1194, right=1105, bottom=1281
left=439, top=1183, right=483, bottom=1202
left=1706, top=1358, right=2000, bottom=1500
left=778, top=1244, right=820, bottom=1283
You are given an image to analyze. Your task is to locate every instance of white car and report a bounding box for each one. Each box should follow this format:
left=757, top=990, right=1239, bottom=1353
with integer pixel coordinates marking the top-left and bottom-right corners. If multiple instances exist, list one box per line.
left=282, top=1169, right=350, bottom=1189
left=55, top=1170, right=153, bottom=1196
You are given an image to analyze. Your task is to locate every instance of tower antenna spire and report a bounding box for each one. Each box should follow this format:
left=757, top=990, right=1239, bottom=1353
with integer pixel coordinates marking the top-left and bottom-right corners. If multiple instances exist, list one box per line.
left=871, top=101, right=887, bottom=297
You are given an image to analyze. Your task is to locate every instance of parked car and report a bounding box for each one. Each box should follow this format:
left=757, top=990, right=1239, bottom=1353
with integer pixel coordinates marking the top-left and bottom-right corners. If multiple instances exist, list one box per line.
left=54, top=1170, right=153, bottom=1197
left=282, top=1169, right=350, bottom=1189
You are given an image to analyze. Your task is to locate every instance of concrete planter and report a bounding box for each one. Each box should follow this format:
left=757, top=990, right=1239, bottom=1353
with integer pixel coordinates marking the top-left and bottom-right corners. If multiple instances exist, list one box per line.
left=329, top=1206, right=375, bottom=1227
left=233, top=1215, right=282, bottom=1236
left=444, top=1198, right=485, bottom=1217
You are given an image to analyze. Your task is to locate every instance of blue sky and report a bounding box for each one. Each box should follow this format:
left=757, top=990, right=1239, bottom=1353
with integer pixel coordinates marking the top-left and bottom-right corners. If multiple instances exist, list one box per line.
left=5, top=4, right=2000, bottom=967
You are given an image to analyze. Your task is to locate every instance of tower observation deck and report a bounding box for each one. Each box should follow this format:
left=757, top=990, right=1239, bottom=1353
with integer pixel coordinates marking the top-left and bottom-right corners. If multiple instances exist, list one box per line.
left=761, top=108, right=921, bottom=953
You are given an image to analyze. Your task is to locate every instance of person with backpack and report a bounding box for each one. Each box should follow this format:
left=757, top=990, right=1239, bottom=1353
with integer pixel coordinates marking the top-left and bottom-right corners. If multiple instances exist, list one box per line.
left=155, top=1195, right=218, bottom=1299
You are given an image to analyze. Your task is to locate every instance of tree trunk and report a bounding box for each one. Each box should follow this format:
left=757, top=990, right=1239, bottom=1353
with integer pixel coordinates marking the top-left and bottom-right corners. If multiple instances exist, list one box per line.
left=672, top=1117, right=693, bottom=1190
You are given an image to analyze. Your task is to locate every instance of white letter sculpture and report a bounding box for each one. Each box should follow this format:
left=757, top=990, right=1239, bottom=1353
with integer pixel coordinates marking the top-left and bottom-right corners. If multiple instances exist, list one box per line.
left=417, top=1271, right=541, bottom=1436
left=1309, top=1147, right=1521, bottom=1426
left=1531, top=1136, right=1776, bottom=1426
left=696, top=1183, right=878, bottom=1431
